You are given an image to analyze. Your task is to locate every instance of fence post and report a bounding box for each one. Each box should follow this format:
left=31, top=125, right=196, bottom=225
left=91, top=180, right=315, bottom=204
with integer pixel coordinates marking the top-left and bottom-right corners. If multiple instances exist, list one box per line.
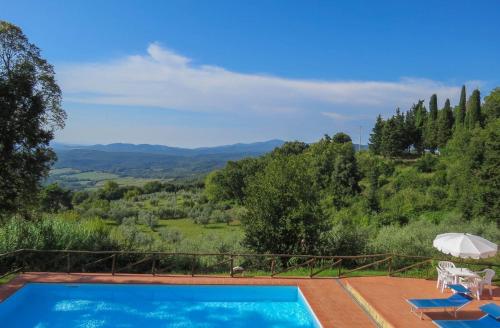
left=337, top=259, right=342, bottom=278
left=388, top=256, right=393, bottom=276
left=191, top=255, right=196, bottom=277
left=309, top=258, right=315, bottom=278
left=151, top=255, right=156, bottom=276
left=271, top=258, right=276, bottom=277
left=230, top=255, right=234, bottom=277
left=111, top=254, right=116, bottom=276
left=66, top=252, right=71, bottom=274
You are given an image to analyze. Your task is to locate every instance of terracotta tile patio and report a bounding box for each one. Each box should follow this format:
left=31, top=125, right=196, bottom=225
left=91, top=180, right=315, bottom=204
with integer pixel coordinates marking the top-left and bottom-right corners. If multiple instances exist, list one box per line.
left=0, top=273, right=375, bottom=328
left=2, top=273, right=498, bottom=327
left=344, top=276, right=500, bottom=328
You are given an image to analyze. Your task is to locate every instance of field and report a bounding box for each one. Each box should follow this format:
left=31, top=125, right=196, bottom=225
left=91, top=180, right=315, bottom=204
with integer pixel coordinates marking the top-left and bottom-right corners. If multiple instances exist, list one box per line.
left=45, top=168, right=172, bottom=190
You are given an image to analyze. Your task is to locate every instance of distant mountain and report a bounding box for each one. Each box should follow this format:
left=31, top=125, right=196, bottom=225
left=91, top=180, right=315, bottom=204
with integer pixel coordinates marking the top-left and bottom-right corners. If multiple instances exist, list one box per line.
left=51, top=140, right=286, bottom=179
left=52, top=139, right=285, bottom=157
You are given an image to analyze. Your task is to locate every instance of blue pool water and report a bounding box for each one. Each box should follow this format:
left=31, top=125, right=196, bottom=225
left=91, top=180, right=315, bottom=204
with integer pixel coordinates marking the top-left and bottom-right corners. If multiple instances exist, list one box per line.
left=0, top=283, right=321, bottom=327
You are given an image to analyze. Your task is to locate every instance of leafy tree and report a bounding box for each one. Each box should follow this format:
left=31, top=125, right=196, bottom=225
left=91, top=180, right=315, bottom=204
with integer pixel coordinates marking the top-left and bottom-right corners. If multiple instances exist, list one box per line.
left=483, top=87, right=500, bottom=123
left=142, top=181, right=163, bottom=194
left=329, top=142, right=361, bottom=208
left=454, top=85, right=467, bottom=127
left=369, top=115, right=384, bottom=154
left=205, top=158, right=263, bottom=203
left=476, top=119, right=500, bottom=224
left=436, top=98, right=454, bottom=147
left=465, top=89, right=481, bottom=129
left=98, top=181, right=125, bottom=201
left=331, top=132, right=352, bottom=144
left=270, top=141, right=309, bottom=157
left=242, top=155, right=328, bottom=255
left=39, top=184, right=73, bottom=213
left=0, top=21, right=66, bottom=215
left=380, top=114, right=406, bottom=157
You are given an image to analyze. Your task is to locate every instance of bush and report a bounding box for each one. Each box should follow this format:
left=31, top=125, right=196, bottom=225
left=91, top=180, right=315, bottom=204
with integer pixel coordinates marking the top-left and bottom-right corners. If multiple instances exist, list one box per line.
left=415, top=154, right=439, bottom=173
left=158, top=228, right=183, bottom=244
left=0, top=216, right=115, bottom=252
left=138, top=211, right=159, bottom=229
left=108, top=205, right=138, bottom=224
left=154, top=206, right=186, bottom=219
left=210, top=209, right=231, bottom=224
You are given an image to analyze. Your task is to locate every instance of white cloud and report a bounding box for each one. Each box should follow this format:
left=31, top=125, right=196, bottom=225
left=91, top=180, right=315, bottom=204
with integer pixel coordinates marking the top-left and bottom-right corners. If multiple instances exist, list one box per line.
left=58, top=43, right=464, bottom=117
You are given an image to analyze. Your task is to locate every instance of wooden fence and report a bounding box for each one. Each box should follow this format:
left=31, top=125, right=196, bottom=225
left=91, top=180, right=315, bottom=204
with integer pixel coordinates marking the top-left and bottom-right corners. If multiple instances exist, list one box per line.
left=1, top=249, right=498, bottom=280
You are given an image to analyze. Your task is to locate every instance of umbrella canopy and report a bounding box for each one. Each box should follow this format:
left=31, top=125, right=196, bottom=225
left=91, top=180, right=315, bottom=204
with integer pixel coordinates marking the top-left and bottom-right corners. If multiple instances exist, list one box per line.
left=433, top=233, right=498, bottom=259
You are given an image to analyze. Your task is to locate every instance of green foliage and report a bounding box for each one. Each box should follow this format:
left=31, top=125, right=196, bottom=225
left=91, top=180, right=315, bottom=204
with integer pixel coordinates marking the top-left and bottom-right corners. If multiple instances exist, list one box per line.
left=415, top=154, right=439, bottom=173
left=142, top=181, right=164, bottom=194
left=369, top=216, right=499, bottom=257
left=39, top=184, right=73, bottom=213
left=483, top=87, right=500, bottom=123
left=436, top=99, right=454, bottom=147
left=331, top=132, right=352, bottom=144
left=465, top=89, right=482, bottom=129
left=242, top=155, right=329, bottom=254
left=270, top=141, right=309, bottom=157
left=369, top=115, right=384, bottom=154
left=138, top=211, right=159, bottom=229
left=380, top=111, right=406, bottom=157
left=454, top=85, right=467, bottom=127
left=0, top=215, right=115, bottom=252
left=204, top=158, right=263, bottom=203
left=0, top=21, right=66, bottom=215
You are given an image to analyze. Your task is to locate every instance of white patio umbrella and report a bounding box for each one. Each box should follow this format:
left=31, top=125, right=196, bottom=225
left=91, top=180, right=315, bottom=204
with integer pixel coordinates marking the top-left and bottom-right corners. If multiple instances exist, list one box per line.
left=433, top=233, right=498, bottom=259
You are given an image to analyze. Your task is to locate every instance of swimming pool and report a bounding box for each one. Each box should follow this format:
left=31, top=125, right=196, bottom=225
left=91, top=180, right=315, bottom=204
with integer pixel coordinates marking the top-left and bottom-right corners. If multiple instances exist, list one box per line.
left=0, top=283, right=322, bottom=327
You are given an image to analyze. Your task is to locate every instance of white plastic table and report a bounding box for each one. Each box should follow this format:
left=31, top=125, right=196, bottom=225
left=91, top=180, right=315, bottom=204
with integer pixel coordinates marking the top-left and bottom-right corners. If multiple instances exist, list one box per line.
left=446, top=267, right=478, bottom=284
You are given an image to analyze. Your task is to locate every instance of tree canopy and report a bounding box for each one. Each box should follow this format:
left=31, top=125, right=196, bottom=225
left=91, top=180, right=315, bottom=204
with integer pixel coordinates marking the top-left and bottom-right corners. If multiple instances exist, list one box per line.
left=0, top=21, right=66, bottom=216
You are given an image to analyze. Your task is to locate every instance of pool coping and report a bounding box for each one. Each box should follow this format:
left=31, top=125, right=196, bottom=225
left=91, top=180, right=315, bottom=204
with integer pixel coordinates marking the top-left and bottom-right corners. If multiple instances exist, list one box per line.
left=0, top=273, right=376, bottom=328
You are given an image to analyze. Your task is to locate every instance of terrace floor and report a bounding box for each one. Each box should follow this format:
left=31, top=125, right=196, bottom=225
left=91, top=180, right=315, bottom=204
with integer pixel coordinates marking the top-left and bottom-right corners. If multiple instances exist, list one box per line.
left=1, top=273, right=498, bottom=327
left=344, top=276, right=500, bottom=328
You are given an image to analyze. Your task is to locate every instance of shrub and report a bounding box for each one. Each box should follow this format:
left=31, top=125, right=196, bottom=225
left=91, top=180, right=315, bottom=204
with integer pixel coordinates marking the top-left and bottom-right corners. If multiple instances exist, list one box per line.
left=138, top=211, right=159, bottom=229
left=415, top=154, right=439, bottom=173
left=158, top=228, right=183, bottom=244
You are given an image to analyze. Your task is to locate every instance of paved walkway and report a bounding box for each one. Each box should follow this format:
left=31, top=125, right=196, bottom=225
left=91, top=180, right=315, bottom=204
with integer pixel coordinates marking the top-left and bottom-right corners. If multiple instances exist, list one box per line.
left=344, top=276, right=500, bottom=328
left=0, top=273, right=375, bottom=328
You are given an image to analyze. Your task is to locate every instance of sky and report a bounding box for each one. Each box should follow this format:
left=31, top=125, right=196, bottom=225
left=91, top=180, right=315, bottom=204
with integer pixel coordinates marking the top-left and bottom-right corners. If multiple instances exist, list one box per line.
left=2, top=0, right=500, bottom=147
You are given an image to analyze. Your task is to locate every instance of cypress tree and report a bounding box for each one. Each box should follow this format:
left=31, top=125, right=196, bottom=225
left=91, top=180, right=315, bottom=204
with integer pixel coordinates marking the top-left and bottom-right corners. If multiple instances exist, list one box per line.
left=403, top=109, right=417, bottom=152
left=413, top=100, right=427, bottom=154
left=429, top=94, right=438, bottom=120
left=455, top=85, right=466, bottom=127
left=436, top=98, right=454, bottom=147
left=465, top=89, right=481, bottom=128
left=369, top=115, right=384, bottom=155
left=424, top=95, right=439, bottom=152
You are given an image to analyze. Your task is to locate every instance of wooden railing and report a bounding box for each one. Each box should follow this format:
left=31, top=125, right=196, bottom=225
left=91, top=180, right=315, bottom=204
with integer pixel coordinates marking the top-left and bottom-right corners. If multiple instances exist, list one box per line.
left=1, top=249, right=499, bottom=280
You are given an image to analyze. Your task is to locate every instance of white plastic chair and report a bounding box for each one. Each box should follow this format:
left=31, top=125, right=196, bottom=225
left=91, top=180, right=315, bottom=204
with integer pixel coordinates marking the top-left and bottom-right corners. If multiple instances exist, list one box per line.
left=475, top=268, right=495, bottom=297
left=460, top=276, right=482, bottom=299
left=436, top=267, right=453, bottom=292
left=438, top=261, right=456, bottom=270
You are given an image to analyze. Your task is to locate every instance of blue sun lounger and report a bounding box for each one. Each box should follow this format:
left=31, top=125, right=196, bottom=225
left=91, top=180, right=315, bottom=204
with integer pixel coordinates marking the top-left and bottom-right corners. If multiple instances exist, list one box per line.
left=433, top=303, right=500, bottom=328
left=407, top=285, right=473, bottom=319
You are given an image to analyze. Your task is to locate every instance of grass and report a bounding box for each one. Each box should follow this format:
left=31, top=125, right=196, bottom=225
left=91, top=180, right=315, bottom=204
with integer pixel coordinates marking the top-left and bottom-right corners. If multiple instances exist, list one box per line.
left=0, top=273, right=16, bottom=285
left=70, top=172, right=119, bottom=181
left=157, top=218, right=243, bottom=240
